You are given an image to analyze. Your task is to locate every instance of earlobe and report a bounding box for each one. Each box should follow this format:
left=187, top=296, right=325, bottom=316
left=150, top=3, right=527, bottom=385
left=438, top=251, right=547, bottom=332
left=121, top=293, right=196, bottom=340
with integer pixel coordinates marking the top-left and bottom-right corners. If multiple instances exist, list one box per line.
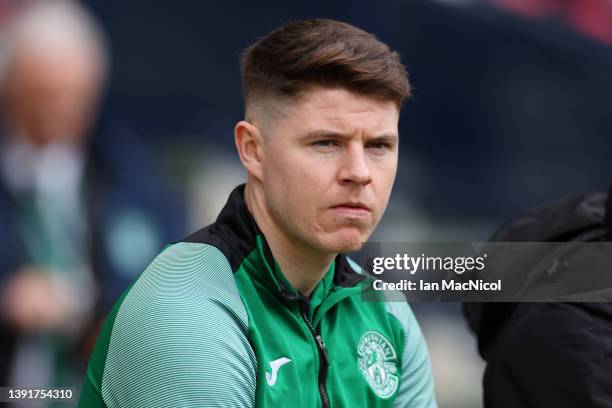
left=234, top=120, right=263, bottom=180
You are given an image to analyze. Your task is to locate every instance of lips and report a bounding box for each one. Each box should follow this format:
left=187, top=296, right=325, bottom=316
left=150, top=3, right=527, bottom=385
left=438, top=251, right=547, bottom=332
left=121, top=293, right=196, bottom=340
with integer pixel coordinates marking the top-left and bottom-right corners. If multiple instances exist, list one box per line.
left=330, top=202, right=371, bottom=218
left=331, top=202, right=370, bottom=211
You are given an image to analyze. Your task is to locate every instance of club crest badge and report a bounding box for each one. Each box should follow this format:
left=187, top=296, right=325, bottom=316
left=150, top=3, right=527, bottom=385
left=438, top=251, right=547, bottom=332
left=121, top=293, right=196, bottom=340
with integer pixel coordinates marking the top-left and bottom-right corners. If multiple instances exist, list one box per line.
left=357, top=331, right=399, bottom=399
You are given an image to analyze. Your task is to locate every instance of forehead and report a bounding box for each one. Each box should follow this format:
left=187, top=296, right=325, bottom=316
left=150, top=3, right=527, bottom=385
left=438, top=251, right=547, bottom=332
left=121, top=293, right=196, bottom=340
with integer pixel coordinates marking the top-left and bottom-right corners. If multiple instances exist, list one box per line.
left=279, top=86, right=399, bottom=136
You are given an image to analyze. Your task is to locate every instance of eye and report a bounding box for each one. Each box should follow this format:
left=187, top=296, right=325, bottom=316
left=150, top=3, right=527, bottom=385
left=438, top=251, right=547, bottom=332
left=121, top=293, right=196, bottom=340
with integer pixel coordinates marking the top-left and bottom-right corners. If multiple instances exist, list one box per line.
left=311, top=139, right=342, bottom=152
left=366, top=141, right=391, bottom=150
left=313, top=140, right=339, bottom=147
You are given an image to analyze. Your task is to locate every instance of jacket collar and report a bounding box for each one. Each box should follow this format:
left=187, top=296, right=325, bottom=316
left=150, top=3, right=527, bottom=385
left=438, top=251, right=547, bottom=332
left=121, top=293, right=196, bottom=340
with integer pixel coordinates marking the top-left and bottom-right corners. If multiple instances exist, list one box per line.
left=186, top=184, right=365, bottom=298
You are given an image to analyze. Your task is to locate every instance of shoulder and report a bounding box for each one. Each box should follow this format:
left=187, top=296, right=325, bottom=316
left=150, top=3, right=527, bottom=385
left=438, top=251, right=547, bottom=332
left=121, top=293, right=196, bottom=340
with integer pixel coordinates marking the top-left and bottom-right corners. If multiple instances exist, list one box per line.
left=112, top=241, right=250, bottom=337
left=139, top=242, right=244, bottom=307
left=98, top=242, right=256, bottom=407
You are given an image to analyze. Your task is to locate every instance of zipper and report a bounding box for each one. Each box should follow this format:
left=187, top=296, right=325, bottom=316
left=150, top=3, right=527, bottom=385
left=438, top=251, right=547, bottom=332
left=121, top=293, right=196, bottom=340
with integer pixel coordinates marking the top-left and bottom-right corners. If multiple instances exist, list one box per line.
left=300, top=299, right=330, bottom=408
left=280, top=288, right=330, bottom=408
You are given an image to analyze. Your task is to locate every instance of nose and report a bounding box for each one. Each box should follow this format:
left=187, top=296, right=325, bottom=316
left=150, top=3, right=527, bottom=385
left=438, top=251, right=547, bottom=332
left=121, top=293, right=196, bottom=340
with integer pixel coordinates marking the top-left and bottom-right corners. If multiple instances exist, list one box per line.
left=337, top=144, right=371, bottom=186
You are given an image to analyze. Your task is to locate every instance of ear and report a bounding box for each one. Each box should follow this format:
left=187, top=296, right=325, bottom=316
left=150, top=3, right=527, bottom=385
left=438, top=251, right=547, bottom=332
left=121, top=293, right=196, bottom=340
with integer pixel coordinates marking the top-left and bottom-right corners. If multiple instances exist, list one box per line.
left=235, top=120, right=264, bottom=181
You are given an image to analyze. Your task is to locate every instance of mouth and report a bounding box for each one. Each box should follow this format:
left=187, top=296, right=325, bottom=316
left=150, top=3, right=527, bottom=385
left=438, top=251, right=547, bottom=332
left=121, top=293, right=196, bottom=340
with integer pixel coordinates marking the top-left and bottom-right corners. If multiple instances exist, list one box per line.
left=330, top=202, right=371, bottom=218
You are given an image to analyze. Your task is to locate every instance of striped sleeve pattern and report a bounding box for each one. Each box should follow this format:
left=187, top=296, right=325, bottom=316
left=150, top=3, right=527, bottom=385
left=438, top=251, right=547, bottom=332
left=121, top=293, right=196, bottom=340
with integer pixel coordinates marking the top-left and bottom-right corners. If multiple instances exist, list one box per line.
left=385, top=294, right=437, bottom=408
left=100, top=242, right=257, bottom=408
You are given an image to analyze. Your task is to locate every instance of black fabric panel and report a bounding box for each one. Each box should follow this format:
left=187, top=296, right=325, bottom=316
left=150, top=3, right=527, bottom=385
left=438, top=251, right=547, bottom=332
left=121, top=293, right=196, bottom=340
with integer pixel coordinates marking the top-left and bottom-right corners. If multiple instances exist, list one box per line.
left=334, top=255, right=366, bottom=288
left=182, top=184, right=258, bottom=273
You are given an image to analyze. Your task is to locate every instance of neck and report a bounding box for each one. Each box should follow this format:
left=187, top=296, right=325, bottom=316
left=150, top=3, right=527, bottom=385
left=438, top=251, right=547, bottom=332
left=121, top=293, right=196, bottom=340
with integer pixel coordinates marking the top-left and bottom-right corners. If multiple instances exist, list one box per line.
left=244, top=181, right=335, bottom=297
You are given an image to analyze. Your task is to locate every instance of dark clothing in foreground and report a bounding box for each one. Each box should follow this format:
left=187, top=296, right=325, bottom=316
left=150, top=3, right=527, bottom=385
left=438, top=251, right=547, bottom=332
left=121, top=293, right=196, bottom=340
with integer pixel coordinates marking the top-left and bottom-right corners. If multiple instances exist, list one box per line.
left=464, top=190, right=612, bottom=408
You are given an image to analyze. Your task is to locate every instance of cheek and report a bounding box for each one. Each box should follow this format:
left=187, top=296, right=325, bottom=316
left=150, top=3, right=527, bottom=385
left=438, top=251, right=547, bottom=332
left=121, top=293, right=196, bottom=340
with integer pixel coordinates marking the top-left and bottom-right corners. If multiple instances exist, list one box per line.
left=269, top=187, right=322, bottom=242
left=374, top=157, right=398, bottom=191
left=265, top=151, right=331, bottom=205
left=264, top=145, right=303, bottom=181
left=265, top=169, right=313, bottom=222
left=280, top=184, right=326, bottom=236
left=381, top=167, right=397, bottom=195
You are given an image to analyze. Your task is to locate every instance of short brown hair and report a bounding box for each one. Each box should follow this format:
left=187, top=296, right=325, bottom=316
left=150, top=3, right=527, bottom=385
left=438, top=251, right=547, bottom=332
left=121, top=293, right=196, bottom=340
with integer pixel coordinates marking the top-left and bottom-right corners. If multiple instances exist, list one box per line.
left=240, top=19, right=410, bottom=110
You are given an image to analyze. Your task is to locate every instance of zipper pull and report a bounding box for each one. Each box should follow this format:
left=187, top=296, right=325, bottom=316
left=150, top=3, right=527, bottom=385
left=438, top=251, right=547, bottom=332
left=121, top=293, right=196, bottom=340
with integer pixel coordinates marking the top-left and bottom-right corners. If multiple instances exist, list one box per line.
left=315, top=334, right=330, bottom=366
left=280, top=287, right=299, bottom=301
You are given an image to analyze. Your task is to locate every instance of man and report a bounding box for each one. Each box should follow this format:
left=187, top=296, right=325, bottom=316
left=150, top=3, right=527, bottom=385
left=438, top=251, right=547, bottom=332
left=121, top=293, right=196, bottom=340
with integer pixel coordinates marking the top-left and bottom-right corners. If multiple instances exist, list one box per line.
left=0, top=0, right=107, bottom=389
left=0, top=0, right=182, bottom=392
left=80, top=19, right=436, bottom=407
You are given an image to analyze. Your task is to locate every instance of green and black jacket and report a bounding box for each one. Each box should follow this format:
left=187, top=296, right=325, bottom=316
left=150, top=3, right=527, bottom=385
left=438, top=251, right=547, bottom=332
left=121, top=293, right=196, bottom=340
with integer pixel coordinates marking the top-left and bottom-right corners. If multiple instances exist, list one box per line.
left=79, top=184, right=437, bottom=407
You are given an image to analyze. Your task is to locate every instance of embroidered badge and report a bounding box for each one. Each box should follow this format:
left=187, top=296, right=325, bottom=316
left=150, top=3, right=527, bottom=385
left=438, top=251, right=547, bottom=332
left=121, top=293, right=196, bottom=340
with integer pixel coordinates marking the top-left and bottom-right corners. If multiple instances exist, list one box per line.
left=357, top=331, right=399, bottom=399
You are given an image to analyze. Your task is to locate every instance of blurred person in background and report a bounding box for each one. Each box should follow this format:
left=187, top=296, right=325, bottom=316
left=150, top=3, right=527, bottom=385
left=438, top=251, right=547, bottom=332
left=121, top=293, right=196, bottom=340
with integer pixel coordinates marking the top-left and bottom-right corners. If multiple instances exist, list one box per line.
left=0, top=0, right=184, bottom=394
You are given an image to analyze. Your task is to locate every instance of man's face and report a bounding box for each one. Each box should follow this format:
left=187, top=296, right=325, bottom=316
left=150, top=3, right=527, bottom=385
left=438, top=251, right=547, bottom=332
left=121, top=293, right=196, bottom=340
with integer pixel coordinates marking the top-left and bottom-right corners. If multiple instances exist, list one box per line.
left=258, top=86, right=399, bottom=254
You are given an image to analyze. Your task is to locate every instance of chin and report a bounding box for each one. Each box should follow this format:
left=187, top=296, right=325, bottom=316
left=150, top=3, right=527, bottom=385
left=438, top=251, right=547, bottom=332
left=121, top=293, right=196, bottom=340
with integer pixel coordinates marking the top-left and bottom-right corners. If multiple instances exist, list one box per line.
left=319, top=230, right=368, bottom=254
left=336, top=241, right=364, bottom=253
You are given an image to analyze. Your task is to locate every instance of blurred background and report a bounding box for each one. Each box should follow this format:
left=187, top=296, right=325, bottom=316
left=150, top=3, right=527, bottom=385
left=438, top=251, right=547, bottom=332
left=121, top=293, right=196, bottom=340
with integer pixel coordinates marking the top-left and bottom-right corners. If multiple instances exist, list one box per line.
left=0, top=0, right=610, bottom=407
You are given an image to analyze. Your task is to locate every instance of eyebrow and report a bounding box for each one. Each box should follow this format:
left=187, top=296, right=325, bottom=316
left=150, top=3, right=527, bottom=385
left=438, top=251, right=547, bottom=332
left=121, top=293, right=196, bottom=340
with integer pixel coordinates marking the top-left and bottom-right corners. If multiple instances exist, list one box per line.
left=301, top=130, right=399, bottom=141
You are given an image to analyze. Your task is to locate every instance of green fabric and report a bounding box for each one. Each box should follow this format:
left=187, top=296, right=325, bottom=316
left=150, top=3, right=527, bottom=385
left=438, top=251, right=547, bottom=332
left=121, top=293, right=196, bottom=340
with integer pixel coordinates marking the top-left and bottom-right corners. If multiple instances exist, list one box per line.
left=79, top=240, right=436, bottom=408
left=269, top=256, right=335, bottom=322
left=307, top=260, right=334, bottom=322
left=79, top=243, right=256, bottom=408
left=78, top=283, right=134, bottom=407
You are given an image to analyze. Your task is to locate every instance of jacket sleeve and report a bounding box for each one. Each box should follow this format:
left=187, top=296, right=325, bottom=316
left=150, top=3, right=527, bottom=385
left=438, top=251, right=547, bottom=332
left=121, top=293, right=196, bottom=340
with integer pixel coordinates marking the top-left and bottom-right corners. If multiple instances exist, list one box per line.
left=385, top=296, right=437, bottom=408
left=80, top=243, right=257, bottom=408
